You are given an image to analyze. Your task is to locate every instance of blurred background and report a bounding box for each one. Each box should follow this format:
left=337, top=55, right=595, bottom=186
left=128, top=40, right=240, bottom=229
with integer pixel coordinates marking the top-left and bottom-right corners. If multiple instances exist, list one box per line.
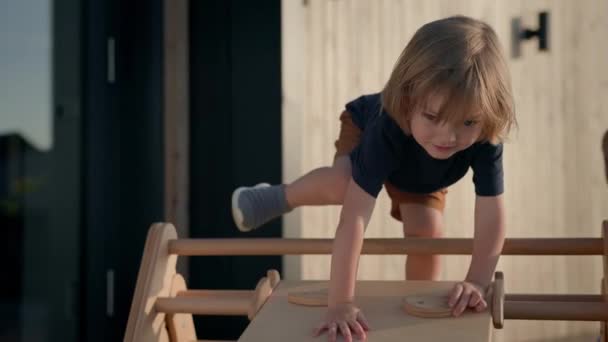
left=1, top=0, right=606, bottom=341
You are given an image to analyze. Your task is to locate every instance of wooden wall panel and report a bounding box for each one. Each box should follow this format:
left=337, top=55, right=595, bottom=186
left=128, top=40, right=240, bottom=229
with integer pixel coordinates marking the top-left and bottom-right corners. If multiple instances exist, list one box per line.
left=164, top=0, right=189, bottom=276
left=282, top=0, right=608, bottom=340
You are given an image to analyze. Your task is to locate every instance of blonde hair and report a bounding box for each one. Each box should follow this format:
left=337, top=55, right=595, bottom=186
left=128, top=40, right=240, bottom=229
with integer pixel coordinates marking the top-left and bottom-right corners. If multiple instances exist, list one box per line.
left=381, top=16, right=516, bottom=144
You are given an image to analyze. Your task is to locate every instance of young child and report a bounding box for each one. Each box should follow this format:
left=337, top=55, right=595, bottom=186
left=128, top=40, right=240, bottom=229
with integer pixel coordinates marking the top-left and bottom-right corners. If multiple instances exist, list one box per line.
left=232, top=15, right=515, bottom=341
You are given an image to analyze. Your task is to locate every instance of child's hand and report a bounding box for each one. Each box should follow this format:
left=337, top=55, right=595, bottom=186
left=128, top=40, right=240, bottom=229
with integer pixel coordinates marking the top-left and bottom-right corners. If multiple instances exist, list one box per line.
left=313, top=302, right=370, bottom=342
left=447, top=281, right=488, bottom=316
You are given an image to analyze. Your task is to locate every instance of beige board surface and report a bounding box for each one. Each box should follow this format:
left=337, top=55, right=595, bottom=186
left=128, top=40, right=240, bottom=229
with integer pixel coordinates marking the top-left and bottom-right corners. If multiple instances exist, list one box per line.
left=239, top=280, right=491, bottom=342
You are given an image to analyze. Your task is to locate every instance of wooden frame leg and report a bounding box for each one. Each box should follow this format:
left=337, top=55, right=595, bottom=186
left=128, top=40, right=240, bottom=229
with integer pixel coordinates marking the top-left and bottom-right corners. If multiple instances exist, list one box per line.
left=124, top=223, right=178, bottom=342
left=491, top=271, right=505, bottom=329
left=602, top=221, right=608, bottom=342
left=167, top=274, right=197, bottom=341
left=601, top=277, right=607, bottom=342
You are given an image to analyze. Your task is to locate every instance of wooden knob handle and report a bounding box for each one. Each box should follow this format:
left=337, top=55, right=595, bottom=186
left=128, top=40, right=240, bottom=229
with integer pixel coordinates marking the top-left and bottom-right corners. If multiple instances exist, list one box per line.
left=492, top=271, right=505, bottom=329
left=267, top=269, right=281, bottom=288
left=248, top=270, right=281, bottom=320
left=248, top=277, right=272, bottom=320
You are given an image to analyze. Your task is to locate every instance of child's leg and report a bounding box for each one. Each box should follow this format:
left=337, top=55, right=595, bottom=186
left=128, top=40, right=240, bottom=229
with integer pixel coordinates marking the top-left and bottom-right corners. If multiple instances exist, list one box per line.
left=233, top=110, right=359, bottom=232
left=285, top=108, right=359, bottom=207
left=285, top=156, right=351, bottom=207
left=400, top=203, right=444, bottom=280
left=232, top=156, right=351, bottom=232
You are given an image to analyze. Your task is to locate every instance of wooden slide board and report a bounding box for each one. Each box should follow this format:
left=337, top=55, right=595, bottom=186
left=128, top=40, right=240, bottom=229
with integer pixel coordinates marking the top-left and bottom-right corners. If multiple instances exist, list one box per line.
left=238, top=280, right=492, bottom=342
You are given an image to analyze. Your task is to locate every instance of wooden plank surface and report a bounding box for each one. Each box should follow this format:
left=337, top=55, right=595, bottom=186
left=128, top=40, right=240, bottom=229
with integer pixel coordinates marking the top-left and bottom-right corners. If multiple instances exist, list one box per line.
left=238, top=280, right=492, bottom=342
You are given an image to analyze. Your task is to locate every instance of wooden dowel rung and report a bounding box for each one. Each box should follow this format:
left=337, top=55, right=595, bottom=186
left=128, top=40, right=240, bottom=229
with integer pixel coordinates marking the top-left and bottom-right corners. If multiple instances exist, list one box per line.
left=506, top=294, right=603, bottom=302
left=155, top=296, right=249, bottom=315
left=178, top=289, right=253, bottom=299
left=169, top=238, right=603, bottom=256
left=505, top=301, right=608, bottom=321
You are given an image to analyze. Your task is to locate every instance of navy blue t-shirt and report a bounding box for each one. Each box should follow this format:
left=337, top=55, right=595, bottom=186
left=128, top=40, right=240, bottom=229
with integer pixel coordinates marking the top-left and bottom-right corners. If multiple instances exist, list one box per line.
left=346, top=93, right=504, bottom=198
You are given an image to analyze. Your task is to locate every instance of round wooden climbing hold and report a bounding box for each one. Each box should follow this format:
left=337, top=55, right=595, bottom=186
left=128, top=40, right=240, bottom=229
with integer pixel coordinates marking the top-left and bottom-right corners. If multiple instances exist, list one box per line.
left=402, top=295, right=453, bottom=318
left=287, top=287, right=328, bottom=307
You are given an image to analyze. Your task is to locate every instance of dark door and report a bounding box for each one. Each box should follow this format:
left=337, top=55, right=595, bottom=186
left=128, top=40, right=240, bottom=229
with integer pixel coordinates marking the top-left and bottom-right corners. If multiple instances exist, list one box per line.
left=82, top=0, right=165, bottom=341
left=189, top=0, right=283, bottom=340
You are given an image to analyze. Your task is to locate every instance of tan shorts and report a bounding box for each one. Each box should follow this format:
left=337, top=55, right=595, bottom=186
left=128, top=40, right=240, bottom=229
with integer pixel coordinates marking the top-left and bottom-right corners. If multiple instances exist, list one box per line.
left=334, top=111, right=447, bottom=221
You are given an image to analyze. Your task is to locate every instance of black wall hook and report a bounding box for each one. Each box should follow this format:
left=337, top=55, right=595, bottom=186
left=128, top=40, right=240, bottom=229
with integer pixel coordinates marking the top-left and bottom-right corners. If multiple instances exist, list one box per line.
left=511, top=11, right=550, bottom=58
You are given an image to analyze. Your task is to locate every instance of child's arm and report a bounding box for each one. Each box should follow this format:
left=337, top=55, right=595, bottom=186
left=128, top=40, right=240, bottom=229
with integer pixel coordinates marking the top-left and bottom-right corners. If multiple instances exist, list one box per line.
left=449, top=194, right=506, bottom=316
left=313, top=178, right=375, bottom=341
left=466, top=194, right=506, bottom=287
left=328, top=178, right=375, bottom=305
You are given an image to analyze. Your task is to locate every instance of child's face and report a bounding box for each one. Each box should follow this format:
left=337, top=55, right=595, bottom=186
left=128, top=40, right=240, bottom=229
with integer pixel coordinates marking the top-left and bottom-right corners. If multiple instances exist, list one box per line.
left=409, top=94, right=483, bottom=159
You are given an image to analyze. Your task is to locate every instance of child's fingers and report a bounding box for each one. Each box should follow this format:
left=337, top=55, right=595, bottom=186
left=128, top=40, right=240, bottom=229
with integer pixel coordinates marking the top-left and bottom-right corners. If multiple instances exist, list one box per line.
left=338, top=322, right=353, bottom=342
left=468, top=290, right=482, bottom=307
left=312, top=322, right=327, bottom=337
left=475, top=299, right=488, bottom=312
left=328, top=323, right=338, bottom=342
left=448, top=283, right=464, bottom=307
left=347, top=320, right=367, bottom=340
left=453, top=290, right=472, bottom=316
left=357, top=311, right=371, bottom=331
